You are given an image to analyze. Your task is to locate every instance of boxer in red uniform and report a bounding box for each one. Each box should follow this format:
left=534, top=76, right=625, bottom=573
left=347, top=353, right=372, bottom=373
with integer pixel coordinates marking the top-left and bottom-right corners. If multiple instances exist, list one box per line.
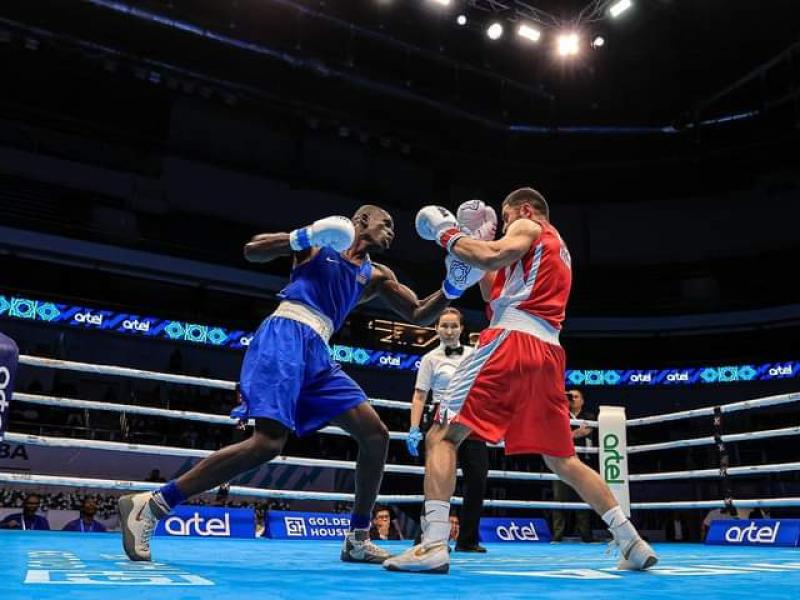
left=385, top=188, right=658, bottom=574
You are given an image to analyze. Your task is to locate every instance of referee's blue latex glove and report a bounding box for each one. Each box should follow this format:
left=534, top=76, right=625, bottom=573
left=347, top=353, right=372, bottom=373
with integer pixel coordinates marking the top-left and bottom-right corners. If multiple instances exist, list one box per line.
left=406, top=426, right=423, bottom=457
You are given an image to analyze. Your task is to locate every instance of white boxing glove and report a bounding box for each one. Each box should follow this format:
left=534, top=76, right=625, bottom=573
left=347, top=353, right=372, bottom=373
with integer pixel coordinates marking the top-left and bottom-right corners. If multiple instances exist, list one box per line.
left=415, top=205, right=465, bottom=251
left=442, top=254, right=485, bottom=299
left=457, top=199, right=497, bottom=241
left=290, top=216, right=355, bottom=252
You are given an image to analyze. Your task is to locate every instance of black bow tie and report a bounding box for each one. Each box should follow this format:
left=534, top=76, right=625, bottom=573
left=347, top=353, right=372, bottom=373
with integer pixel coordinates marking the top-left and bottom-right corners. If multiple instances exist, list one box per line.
left=444, top=346, right=464, bottom=357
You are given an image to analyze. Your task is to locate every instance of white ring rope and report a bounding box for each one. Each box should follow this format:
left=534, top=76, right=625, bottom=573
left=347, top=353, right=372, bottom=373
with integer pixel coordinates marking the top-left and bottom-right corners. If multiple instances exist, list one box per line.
left=1, top=432, right=560, bottom=481
left=16, top=393, right=238, bottom=426
left=630, top=462, right=800, bottom=481
left=629, top=498, right=800, bottom=510
left=12, top=353, right=800, bottom=510
left=2, top=472, right=799, bottom=510
left=626, top=391, right=800, bottom=427
left=17, top=355, right=597, bottom=427
left=7, top=430, right=797, bottom=483
left=628, top=425, right=800, bottom=454
left=20, top=355, right=236, bottom=390
left=0, top=472, right=579, bottom=508
left=12, top=392, right=599, bottom=452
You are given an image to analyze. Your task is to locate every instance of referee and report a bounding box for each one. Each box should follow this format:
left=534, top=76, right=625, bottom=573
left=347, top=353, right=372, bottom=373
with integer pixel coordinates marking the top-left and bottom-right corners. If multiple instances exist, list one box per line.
left=406, top=308, right=489, bottom=553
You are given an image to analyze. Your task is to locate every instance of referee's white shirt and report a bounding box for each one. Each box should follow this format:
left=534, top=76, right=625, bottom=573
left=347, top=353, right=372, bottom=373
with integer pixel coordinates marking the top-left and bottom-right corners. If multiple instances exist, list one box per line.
left=414, top=344, right=475, bottom=406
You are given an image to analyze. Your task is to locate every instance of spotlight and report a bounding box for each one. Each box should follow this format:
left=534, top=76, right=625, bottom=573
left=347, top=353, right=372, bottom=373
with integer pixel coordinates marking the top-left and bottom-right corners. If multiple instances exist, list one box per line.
left=456, top=14, right=467, bottom=26
left=609, top=0, right=633, bottom=18
left=486, top=22, right=504, bottom=41
left=557, top=32, right=580, bottom=57
left=428, top=0, right=451, bottom=6
left=591, top=35, right=605, bottom=48
left=517, top=23, right=541, bottom=43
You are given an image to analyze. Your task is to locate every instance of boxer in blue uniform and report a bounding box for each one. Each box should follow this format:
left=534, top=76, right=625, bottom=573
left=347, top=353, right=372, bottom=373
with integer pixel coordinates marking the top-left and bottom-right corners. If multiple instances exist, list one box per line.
left=119, top=205, right=484, bottom=564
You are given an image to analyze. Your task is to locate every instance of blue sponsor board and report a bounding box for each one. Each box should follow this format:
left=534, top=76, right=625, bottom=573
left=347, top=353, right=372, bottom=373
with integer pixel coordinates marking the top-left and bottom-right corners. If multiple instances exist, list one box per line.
left=706, top=519, right=800, bottom=547
left=154, top=506, right=255, bottom=539
left=4, top=291, right=800, bottom=383
left=479, top=517, right=551, bottom=543
left=266, top=511, right=351, bottom=540
left=0, top=293, right=420, bottom=371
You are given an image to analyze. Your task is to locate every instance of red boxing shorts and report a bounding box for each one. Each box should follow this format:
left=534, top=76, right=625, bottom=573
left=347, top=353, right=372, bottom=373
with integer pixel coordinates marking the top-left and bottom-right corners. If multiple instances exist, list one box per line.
left=437, top=328, right=574, bottom=457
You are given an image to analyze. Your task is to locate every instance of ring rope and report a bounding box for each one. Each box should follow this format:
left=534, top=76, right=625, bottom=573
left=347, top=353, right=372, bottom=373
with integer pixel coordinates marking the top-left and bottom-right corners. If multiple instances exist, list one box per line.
left=626, top=391, right=800, bottom=427
left=12, top=357, right=800, bottom=520
left=1, top=432, right=560, bottom=481
left=16, top=355, right=598, bottom=427
left=7, top=431, right=796, bottom=482
left=12, top=393, right=598, bottom=451
left=2, top=472, right=799, bottom=510
left=20, top=355, right=236, bottom=390
left=627, top=425, right=800, bottom=454
left=630, top=461, right=800, bottom=481
left=16, top=393, right=238, bottom=426
left=0, top=472, right=582, bottom=508
left=20, top=355, right=800, bottom=430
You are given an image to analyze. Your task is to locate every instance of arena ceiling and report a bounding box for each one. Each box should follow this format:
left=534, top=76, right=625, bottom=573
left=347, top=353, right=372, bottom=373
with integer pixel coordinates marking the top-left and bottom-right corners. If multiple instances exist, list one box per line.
left=3, top=0, right=799, bottom=133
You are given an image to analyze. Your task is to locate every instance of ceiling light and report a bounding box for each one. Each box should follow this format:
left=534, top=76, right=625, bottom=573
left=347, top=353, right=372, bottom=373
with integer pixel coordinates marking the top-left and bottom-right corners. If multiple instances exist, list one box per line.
left=486, top=22, right=504, bottom=41
left=557, top=32, right=580, bottom=57
left=517, top=23, right=541, bottom=43
left=456, top=14, right=467, bottom=26
left=591, top=35, right=605, bottom=48
left=609, top=0, right=633, bottom=18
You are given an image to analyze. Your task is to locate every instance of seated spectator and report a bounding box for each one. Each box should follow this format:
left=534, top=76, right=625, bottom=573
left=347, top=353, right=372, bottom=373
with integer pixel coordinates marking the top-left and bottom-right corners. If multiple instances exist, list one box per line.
left=702, top=507, right=751, bottom=538
left=0, top=493, right=51, bottom=530
left=62, top=497, right=107, bottom=533
left=449, top=512, right=460, bottom=543
left=369, top=505, right=403, bottom=541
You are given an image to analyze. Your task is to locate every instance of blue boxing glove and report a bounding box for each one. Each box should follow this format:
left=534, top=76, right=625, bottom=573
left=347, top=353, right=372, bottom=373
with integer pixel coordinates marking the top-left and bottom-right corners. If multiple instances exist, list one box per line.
left=406, top=426, right=423, bottom=457
left=442, top=254, right=485, bottom=300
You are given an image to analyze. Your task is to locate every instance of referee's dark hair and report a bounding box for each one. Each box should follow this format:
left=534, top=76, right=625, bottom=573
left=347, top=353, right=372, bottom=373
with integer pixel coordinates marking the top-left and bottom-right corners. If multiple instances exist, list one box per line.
left=437, top=307, right=463, bottom=326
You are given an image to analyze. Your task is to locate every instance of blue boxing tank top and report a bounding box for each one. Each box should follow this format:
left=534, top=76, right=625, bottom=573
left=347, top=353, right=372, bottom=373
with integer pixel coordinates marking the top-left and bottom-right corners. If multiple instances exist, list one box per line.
left=277, top=246, right=373, bottom=333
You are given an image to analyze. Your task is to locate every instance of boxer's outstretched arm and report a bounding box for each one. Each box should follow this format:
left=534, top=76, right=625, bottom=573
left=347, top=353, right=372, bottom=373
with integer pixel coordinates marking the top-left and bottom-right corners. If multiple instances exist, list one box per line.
left=371, top=264, right=449, bottom=326
left=243, top=233, right=313, bottom=264
left=450, top=219, right=541, bottom=271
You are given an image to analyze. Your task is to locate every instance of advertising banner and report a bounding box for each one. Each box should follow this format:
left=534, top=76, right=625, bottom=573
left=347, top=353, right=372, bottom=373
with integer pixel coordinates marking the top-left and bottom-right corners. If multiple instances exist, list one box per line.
left=705, top=519, right=800, bottom=547
left=154, top=506, right=255, bottom=539
left=478, top=517, right=551, bottom=543
left=266, top=510, right=351, bottom=540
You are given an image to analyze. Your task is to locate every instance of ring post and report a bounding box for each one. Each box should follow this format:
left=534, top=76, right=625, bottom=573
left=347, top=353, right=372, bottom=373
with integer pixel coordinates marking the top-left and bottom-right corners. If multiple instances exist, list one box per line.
left=598, top=405, right=631, bottom=516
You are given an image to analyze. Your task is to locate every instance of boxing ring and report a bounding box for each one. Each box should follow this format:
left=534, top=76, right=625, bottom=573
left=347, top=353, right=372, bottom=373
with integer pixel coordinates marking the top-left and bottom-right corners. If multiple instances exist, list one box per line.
left=2, top=354, right=800, bottom=599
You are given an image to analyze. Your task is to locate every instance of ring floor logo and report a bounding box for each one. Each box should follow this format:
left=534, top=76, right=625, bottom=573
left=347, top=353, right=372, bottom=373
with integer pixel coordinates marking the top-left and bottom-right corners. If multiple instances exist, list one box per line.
left=706, top=519, right=800, bottom=547
left=25, top=551, right=213, bottom=586
left=154, top=506, right=255, bottom=539
left=479, top=518, right=551, bottom=543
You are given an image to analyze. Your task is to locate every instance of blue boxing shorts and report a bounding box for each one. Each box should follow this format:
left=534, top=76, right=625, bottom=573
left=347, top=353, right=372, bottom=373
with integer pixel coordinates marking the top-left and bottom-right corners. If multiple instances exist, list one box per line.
left=232, top=316, right=367, bottom=436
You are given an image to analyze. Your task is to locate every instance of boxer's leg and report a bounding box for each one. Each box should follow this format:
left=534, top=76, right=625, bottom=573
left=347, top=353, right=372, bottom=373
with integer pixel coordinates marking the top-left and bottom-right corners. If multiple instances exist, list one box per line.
left=332, top=403, right=393, bottom=563
left=119, top=318, right=304, bottom=562
left=544, top=451, right=657, bottom=569
left=331, top=403, right=389, bottom=530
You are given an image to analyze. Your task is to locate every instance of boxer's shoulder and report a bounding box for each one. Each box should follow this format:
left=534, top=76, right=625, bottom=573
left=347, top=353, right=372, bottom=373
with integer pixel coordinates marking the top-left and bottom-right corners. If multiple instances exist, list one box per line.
left=367, top=262, right=395, bottom=284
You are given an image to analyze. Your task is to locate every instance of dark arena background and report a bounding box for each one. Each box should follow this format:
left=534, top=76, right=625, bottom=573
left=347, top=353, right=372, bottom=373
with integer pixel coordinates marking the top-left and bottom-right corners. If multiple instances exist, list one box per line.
left=1, top=1, right=800, bottom=598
